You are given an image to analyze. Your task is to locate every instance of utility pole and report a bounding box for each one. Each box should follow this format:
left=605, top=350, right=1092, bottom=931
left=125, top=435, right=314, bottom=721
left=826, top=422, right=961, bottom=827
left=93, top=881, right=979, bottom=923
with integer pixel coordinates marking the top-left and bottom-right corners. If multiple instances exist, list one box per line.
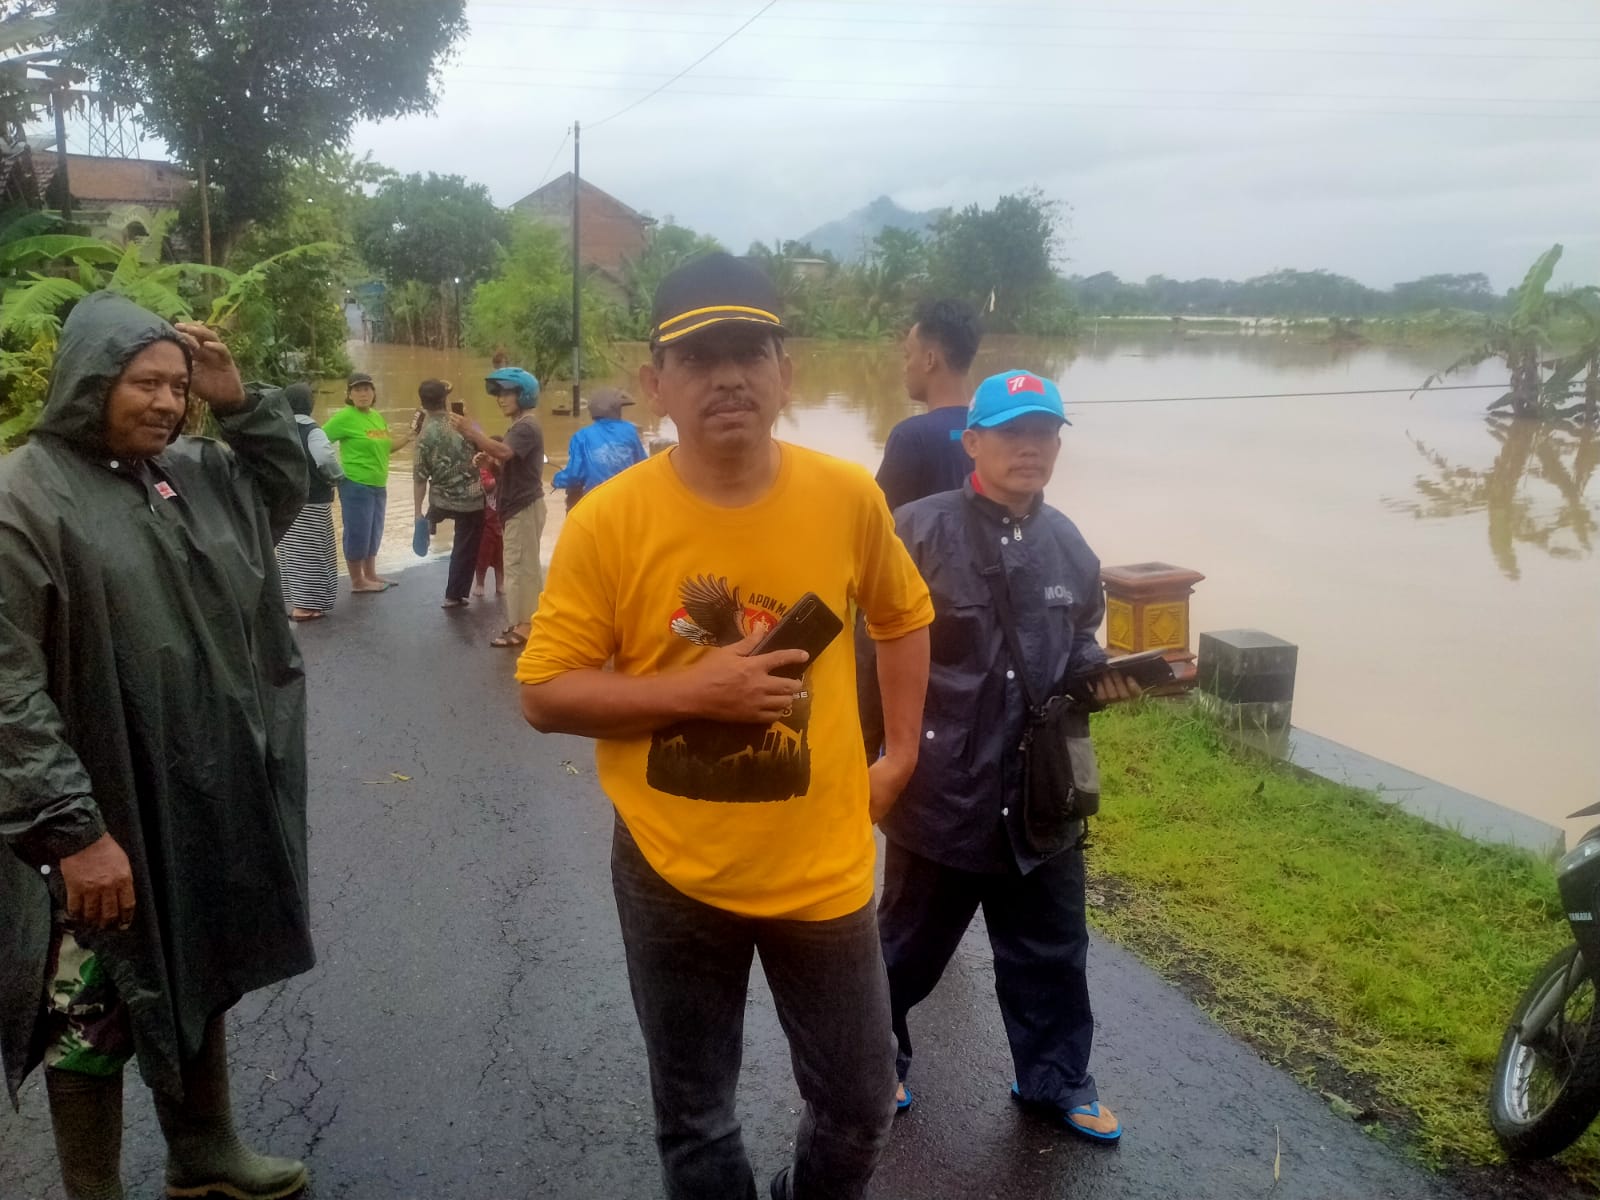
left=570, top=120, right=582, bottom=417
left=50, top=89, right=71, bottom=221
left=196, top=126, right=212, bottom=267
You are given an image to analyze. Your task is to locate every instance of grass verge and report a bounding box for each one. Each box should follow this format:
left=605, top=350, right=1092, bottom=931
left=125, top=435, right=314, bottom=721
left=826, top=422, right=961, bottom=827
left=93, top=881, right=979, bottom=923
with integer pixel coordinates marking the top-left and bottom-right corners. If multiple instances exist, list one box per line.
left=1087, top=700, right=1600, bottom=1181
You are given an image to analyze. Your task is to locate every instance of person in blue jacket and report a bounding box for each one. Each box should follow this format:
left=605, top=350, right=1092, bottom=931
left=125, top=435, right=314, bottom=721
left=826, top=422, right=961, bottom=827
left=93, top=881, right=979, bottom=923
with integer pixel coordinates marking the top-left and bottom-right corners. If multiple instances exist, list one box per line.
left=551, top=387, right=647, bottom=510
left=878, top=369, right=1141, bottom=1145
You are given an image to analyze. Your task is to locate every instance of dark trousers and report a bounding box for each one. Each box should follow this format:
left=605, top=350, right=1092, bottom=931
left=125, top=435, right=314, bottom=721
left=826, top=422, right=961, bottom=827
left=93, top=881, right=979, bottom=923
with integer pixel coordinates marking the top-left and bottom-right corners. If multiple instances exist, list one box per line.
left=611, top=819, right=896, bottom=1200
left=432, top=507, right=485, bottom=601
left=878, top=838, right=1098, bottom=1113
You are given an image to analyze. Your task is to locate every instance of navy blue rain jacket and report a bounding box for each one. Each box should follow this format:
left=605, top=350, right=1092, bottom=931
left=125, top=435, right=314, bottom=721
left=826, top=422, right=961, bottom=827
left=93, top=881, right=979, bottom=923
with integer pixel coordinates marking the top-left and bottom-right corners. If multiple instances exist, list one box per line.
left=882, top=482, right=1107, bottom=874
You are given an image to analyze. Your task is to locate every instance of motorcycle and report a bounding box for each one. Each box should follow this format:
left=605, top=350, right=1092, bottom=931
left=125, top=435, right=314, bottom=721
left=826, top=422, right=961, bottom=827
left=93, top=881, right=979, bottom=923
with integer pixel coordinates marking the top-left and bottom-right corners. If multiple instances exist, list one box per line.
left=1489, top=801, right=1600, bottom=1158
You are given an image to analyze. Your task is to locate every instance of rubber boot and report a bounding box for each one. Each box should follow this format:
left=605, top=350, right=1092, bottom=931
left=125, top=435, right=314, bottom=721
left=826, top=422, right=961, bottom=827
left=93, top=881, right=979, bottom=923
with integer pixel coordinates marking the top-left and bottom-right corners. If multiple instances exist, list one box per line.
left=153, top=1016, right=307, bottom=1200
left=44, top=1067, right=126, bottom=1200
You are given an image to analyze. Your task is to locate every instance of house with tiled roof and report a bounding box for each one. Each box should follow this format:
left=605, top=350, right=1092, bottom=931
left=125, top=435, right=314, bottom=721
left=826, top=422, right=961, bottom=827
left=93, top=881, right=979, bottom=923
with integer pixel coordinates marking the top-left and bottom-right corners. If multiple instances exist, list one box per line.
left=510, top=172, right=655, bottom=290
left=35, top=153, right=191, bottom=213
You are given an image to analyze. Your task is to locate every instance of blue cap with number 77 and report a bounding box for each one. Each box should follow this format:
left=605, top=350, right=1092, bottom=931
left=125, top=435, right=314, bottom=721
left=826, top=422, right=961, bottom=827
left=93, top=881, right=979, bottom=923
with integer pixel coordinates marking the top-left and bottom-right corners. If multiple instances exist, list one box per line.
left=966, top=369, right=1070, bottom=430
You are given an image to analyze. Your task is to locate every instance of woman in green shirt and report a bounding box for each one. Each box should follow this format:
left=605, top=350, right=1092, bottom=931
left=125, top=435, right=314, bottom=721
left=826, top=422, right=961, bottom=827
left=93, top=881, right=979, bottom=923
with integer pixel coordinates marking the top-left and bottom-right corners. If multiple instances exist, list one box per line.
left=322, top=372, right=415, bottom=593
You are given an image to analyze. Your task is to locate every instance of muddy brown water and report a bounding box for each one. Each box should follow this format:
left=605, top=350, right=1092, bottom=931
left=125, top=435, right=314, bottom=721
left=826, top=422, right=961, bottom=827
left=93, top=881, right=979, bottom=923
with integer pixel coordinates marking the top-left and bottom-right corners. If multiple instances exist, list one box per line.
left=320, top=335, right=1598, bottom=839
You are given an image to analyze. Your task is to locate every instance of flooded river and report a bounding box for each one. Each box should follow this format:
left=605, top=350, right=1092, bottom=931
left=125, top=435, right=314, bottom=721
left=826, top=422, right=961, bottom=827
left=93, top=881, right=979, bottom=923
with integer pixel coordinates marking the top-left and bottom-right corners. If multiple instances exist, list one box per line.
left=325, top=334, right=1599, bottom=838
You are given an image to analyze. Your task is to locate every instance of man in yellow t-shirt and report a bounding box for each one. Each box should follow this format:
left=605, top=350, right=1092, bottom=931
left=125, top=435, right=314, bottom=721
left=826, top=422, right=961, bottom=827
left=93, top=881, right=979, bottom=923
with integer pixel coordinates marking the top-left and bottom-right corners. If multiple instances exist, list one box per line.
left=517, top=253, right=932, bottom=1200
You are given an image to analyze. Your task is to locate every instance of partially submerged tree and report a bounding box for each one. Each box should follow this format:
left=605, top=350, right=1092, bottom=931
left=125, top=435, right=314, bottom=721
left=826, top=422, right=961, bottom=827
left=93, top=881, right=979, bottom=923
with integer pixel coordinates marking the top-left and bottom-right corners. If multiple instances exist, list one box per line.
left=466, top=219, right=615, bottom=383
left=353, top=170, right=506, bottom=347
left=926, top=189, right=1064, bottom=331
left=1422, top=245, right=1600, bottom=423
left=58, top=0, right=467, bottom=261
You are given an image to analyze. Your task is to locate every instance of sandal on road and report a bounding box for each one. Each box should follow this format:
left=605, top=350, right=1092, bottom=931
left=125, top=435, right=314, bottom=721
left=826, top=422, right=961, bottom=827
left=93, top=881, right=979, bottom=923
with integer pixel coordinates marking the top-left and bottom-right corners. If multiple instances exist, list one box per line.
left=490, top=627, right=527, bottom=648
left=1011, top=1082, right=1122, bottom=1143
left=288, top=609, right=325, bottom=623
left=895, top=1083, right=913, bottom=1113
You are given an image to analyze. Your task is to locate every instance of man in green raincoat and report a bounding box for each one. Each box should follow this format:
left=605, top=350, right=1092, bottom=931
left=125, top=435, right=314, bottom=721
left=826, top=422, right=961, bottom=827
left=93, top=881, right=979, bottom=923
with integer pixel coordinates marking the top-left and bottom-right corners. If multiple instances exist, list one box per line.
left=0, top=292, right=316, bottom=1200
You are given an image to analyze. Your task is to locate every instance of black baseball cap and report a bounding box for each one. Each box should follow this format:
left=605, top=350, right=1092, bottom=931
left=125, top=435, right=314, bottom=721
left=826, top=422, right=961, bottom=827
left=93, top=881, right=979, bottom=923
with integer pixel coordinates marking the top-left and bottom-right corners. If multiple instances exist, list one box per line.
left=347, top=372, right=374, bottom=388
left=649, top=252, right=787, bottom=348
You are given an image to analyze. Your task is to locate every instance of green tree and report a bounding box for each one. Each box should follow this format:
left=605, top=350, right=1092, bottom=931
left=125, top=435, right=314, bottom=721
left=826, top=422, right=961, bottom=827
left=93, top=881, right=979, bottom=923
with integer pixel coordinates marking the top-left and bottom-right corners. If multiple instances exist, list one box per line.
left=1390, top=273, right=1498, bottom=314
left=354, top=171, right=506, bottom=348
left=58, top=0, right=467, bottom=260
left=1, top=5, right=55, bottom=138
left=1, top=219, right=338, bottom=445
left=466, top=219, right=615, bottom=385
left=926, top=189, right=1065, bottom=331
left=226, top=155, right=386, bottom=376
left=622, top=222, right=722, bottom=338
left=869, top=227, right=926, bottom=291
left=1423, top=245, right=1600, bottom=422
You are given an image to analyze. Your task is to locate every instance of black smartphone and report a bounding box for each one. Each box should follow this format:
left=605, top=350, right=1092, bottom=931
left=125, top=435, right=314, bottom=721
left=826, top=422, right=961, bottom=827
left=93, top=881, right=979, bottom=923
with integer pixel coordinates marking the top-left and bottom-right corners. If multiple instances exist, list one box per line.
left=1098, top=649, right=1175, bottom=690
left=450, top=400, right=466, bottom=416
left=751, top=593, right=844, bottom=680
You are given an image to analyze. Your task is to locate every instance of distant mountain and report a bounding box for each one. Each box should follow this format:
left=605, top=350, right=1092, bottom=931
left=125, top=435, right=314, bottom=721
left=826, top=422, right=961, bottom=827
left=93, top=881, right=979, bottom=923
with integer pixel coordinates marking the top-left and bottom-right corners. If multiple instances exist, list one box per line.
left=798, top=195, right=944, bottom=261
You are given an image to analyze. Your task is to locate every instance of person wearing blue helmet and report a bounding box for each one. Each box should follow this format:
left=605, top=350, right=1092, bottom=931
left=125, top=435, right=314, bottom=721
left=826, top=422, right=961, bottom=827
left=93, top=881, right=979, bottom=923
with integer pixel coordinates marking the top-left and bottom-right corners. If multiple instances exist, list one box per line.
left=451, top=366, right=545, bottom=647
left=878, top=369, right=1142, bottom=1146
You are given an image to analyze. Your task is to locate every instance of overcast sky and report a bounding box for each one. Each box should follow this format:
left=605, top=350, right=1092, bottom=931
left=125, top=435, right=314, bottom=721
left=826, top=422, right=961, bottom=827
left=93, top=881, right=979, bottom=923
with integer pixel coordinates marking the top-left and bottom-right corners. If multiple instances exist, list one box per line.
left=106, top=1, right=1600, bottom=291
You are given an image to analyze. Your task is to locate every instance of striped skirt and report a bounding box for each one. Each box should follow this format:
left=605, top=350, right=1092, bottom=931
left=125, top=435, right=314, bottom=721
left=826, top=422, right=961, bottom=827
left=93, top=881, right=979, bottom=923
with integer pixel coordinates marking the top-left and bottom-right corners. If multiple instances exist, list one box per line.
left=278, top=502, right=339, bottom=612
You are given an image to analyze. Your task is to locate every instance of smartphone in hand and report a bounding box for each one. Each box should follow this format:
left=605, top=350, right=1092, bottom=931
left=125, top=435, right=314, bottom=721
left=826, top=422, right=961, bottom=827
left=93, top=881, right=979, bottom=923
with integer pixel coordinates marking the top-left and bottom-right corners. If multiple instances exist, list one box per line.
left=751, top=593, right=844, bottom=680
left=1098, top=649, right=1174, bottom=691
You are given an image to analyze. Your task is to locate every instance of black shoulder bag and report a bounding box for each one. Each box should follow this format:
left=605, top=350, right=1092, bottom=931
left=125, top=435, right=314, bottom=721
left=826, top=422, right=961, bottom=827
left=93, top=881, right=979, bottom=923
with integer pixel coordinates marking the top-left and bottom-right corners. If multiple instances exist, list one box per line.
left=962, top=502, right=1101, bottom=857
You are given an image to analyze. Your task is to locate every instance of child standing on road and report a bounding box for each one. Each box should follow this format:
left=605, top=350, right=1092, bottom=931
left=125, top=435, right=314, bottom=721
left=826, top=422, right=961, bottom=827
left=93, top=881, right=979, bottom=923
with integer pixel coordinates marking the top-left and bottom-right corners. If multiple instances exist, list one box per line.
left=474, top=447, right=504, bottom=598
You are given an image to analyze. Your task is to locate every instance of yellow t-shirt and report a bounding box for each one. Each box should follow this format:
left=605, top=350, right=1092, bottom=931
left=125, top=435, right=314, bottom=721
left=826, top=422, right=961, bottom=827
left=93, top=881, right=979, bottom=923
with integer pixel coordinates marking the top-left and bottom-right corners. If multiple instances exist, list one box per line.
left=516, top=443, right=934, bottom=921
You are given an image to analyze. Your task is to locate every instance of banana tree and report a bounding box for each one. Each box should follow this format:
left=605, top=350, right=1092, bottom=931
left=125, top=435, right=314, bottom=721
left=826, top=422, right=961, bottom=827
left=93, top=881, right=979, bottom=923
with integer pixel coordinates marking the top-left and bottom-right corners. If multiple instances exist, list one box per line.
left=1421, top=245, right=1599, bottom=423
left=2, top=230, right=341, bottom=447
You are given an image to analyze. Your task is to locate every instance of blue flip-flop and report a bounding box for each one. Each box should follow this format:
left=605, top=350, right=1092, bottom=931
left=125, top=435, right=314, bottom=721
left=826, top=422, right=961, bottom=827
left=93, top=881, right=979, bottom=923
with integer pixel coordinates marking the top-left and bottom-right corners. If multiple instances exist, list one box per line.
left=1010, top=1082, right=1122, bottom=1143
left=896, top=1084, right=913, bottom=1113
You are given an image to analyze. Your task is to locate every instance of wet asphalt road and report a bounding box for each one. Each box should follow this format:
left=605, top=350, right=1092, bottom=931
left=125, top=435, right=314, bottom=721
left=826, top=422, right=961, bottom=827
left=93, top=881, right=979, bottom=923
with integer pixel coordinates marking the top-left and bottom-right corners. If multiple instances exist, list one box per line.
left=0, top=560, right=1538, bottom=1199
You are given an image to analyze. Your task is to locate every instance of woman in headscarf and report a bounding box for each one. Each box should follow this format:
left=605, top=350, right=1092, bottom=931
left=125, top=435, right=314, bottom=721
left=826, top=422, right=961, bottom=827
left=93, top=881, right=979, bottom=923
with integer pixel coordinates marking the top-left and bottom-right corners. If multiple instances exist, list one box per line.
left=0, top=292, right=315, bottom=1200
left=277, top=382, right=343, bottom=621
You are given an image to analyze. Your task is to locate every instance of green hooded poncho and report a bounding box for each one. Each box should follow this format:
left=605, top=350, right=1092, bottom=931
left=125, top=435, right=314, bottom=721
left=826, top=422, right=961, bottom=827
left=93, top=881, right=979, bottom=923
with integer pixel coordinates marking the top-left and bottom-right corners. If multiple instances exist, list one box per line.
left=0, top=291, right=314, bottom=1106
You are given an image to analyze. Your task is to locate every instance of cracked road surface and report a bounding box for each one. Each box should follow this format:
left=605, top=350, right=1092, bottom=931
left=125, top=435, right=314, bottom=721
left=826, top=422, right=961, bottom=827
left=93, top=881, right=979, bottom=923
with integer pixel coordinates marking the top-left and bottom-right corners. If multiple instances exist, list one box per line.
left=0, top=561, right=1542, bottom=1198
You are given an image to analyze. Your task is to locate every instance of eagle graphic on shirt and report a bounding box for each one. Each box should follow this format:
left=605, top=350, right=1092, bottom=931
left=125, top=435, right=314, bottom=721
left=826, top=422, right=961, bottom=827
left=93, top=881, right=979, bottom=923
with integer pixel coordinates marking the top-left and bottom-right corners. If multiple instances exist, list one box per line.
left=647, top=574, right=813, bottom=803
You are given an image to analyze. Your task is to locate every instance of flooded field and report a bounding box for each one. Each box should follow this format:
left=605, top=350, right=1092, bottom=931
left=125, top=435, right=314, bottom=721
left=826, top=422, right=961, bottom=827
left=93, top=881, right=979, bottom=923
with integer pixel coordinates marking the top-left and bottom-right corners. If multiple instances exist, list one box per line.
left=325, top=334, right=1599, bottom=837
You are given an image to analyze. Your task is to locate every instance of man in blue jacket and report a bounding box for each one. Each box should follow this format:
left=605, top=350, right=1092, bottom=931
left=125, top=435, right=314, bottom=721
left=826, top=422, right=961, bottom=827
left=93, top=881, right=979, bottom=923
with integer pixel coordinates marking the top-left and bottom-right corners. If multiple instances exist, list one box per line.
left=551, top=387, right=647, bottom=510
left=879, top=369, right=1138, bottom=1144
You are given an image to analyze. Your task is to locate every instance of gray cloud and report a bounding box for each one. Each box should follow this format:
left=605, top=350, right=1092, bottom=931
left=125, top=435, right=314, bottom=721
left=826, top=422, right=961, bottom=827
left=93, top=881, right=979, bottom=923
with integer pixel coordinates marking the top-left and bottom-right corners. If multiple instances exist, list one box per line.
left=345, top=1, right=1599, bottom=290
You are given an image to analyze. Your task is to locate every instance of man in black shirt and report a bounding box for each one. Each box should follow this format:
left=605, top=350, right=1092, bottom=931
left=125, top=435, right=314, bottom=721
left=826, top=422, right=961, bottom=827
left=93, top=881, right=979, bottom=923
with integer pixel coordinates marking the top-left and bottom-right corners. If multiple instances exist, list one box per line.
left=861, top=299, right=983, bottom=758
left=875, top=298, right=982, bottom=512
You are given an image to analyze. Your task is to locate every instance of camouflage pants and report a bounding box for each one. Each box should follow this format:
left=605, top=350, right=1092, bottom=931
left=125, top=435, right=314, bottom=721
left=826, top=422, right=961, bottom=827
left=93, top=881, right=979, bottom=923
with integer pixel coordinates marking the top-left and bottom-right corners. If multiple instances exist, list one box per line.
left=41, top=925, right=134, bottom=1078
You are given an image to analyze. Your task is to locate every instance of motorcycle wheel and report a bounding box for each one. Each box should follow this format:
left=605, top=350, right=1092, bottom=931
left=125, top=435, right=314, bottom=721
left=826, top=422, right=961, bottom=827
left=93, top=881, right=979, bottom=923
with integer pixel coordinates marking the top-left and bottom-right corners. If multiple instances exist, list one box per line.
left=1490, top=945, right=1600, bottom=1159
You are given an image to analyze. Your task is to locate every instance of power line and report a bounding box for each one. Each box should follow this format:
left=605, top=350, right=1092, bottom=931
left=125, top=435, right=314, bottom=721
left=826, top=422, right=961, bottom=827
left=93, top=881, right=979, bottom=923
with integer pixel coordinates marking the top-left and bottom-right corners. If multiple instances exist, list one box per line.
left=433, top=76, right=1600, bottom=121
left=464, top=16, right=1600, bottom=60
left=473, top=3, right=1600, bottom=42
left=454, top=62, right=1600, bottom=109
left=486, top=0, right=1600, bottom=28
left=1067, top=383, right=1504, bottom=406
left=585, top=0, right=781, bottom=131
left=532, top=125, right=571, bottom=191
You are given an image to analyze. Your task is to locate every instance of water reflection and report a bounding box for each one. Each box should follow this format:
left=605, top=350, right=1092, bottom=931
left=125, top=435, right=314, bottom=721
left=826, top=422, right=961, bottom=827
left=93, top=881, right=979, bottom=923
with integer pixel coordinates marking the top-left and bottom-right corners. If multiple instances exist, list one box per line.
left=1386, top=418, right=1598, bottom=581
left=329, top=335, right=1595, bottom=832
